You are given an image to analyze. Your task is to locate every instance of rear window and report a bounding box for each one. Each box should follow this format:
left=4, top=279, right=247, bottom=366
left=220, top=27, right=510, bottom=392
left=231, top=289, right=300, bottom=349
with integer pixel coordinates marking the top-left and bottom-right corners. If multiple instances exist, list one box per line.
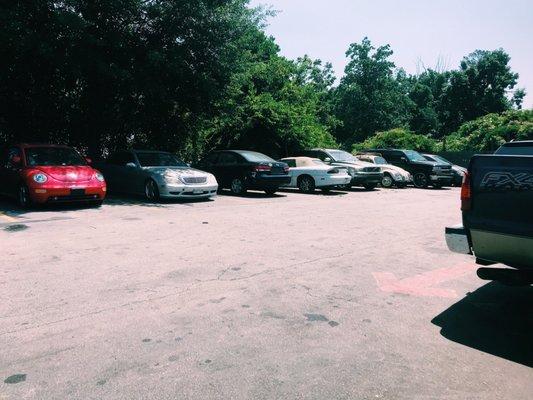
left=240, top=151, right=274, bottom=162
left=495, top=144, right=533, bottom=155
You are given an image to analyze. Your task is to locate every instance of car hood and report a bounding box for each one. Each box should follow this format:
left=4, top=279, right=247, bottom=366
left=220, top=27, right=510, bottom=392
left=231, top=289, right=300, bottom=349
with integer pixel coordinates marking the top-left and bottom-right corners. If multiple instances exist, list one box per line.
left=452, top=165, right=467, bottom=174
left=144, top=166, right=211, bottom=177
left=34, top=166, right=96, bottom=182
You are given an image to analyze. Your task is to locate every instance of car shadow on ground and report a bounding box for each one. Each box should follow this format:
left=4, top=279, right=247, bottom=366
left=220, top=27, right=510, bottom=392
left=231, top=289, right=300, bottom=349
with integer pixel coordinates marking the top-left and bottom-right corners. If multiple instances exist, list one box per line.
left=217, top=189, right=287, bottom=198
left=104, top=194, right=216, bottom=207
left=278, top=188, right=348, bottom=196
left=432, top=281, right=533, bottom=367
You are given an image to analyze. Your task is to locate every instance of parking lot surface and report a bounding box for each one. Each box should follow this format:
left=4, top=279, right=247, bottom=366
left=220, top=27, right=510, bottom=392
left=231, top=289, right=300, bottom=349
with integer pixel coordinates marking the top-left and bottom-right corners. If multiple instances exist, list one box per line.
left=1, top=188, right=531, bottom=400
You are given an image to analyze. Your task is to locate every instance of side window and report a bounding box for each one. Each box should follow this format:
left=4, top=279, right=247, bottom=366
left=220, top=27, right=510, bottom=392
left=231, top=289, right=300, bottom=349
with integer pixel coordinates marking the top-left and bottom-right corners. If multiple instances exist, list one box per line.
left=108, top=151, right=135, bottom=166
left=316, top=151, right=328, bottom=161
left=203, top=153, right=219, bottom=165
left=3, top=147, right=22, bottom=168
left=218, top=153, right=238, bottom=165
left=386, top=152, right=401, bottom=163
left=284, top=159, right=296, bottom=168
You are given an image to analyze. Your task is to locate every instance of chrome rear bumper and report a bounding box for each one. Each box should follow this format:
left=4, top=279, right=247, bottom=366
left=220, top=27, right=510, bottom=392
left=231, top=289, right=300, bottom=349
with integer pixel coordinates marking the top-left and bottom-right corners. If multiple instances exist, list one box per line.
left=445, top=225, right=471, bottom=254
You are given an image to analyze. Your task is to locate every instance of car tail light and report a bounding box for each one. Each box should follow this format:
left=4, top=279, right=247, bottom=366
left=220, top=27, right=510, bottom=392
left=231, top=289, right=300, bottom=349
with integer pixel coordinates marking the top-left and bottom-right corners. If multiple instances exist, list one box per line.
left=254, top=164, right=271, bottom=172
left=460, top=172, right=471, bottom=211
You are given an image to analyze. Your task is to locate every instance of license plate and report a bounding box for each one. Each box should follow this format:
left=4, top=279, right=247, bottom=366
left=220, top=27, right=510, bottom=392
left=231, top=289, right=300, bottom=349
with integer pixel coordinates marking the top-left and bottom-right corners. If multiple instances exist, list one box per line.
left=70, top=188, right=86, bottom=195
left=193, top=189, right=204, bottom=194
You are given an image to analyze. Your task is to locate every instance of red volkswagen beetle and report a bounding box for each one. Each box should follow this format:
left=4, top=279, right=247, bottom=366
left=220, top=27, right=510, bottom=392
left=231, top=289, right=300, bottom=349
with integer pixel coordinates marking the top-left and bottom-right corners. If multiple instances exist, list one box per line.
left=0, top=144, right=106, bottom=207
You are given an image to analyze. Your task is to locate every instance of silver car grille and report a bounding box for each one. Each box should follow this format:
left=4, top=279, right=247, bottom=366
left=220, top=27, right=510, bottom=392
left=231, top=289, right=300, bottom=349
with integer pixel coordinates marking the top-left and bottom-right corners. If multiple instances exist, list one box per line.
left=182, top=176, right=207, bottom=184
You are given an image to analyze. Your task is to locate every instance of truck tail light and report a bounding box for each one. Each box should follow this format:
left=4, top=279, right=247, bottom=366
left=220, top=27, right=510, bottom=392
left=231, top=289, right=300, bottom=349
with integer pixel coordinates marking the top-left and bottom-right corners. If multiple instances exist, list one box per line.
left=460, top=172, right=471, bottom=211
left=254, top=164, right=271, bottom=172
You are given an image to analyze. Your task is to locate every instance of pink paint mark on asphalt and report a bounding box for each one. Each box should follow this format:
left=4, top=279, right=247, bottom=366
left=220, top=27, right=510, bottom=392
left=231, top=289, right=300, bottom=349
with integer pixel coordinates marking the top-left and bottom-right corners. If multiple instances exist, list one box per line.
left=373, top=263, right=477, bottom=298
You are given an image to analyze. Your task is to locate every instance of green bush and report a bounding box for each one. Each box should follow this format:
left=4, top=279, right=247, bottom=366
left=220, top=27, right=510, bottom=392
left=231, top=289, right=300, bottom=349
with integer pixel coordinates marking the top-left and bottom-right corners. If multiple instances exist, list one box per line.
left=444, top=110, right=533, bottom=152
left=352, top=128, right=438, bottom=152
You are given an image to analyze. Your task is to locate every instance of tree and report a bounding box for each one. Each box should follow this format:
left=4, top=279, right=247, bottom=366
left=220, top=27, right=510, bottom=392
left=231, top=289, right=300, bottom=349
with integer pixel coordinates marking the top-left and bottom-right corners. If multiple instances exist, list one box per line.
left=333, top=38, right=411, bottom=145
left=353, top=128, right=437, bottom=153
left=445, top=110, right=533, bottom=152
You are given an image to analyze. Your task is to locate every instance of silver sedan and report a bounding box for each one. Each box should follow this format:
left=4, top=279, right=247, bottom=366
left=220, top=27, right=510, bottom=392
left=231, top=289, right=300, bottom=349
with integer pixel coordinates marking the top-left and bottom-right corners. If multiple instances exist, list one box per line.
left=98, top=150, right=218, bottom=201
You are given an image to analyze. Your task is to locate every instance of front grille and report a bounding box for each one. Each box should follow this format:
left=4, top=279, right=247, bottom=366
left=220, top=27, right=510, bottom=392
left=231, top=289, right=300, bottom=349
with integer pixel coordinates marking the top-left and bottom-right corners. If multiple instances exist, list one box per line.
left=182, top=176, right=207, bottom=184
left=47, top=194, right=101, bottom=202
left=363, top=167, right=380, bottom=172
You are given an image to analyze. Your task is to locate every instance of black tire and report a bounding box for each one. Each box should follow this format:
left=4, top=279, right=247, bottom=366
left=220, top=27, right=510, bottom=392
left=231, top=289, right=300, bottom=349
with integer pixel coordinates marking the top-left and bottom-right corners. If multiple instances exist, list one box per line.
left=91, top=200, right=104, bottom=207
left=264, top=188, right=277, bottom=196
left=381, top=173, right=394, bottom=188
left=144, top=179, right=160, bottom=202
left=230, top=177, right=246, bottom=195
left=363, top=183, right=377, bottom=190
left=297, top=175, right=315, bottom=193
left=17, top=184, right=32, bottom=209
left=413, top=172, right=429, bottom=189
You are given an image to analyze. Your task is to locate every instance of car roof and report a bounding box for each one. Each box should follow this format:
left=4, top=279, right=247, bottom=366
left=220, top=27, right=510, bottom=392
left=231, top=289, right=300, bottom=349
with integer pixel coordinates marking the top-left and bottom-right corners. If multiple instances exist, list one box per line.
left=502, top=140, right=533, bottom=147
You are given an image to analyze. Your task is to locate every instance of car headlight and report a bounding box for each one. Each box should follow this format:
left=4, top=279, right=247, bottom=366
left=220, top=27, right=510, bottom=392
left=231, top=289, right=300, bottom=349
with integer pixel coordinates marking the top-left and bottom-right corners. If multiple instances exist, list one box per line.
left=95, top=172, right=105, bottom=182
left=33, top=173, right=48, bottom=183
left=163, top=171, right=184, bottom=184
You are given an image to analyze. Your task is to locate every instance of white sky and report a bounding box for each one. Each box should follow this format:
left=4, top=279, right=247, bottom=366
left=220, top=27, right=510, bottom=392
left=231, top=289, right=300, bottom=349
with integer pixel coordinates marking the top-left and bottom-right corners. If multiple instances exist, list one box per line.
left=250, top=0, right=533, bottom=108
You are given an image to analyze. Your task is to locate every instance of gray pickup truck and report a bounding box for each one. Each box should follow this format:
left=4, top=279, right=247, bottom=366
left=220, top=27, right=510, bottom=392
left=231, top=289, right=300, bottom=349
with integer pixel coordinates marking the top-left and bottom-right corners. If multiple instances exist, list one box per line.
left=446, top=140, right=533, bottom=285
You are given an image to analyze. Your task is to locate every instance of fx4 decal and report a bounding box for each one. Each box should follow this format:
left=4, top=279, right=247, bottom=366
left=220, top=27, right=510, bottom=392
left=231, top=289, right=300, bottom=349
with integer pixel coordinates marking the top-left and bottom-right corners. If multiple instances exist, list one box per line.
left=480, top=171, right=533, bottom=190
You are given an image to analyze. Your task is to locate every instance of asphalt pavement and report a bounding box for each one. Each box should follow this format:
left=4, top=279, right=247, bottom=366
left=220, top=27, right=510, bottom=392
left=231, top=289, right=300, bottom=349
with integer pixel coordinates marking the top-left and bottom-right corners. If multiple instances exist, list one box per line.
left=1, top=187, right=531, bottom=400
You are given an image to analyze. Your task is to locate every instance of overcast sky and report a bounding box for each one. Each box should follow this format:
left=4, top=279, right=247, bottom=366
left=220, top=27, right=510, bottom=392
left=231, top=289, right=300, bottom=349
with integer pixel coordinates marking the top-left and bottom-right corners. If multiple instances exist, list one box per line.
left=249, top=0, right=533, bottom=108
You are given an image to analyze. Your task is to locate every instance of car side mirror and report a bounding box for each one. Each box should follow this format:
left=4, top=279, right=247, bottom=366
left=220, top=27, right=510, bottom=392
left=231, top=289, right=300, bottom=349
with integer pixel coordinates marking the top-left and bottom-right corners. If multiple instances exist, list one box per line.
left=323, top=157, right=332, bottom=163
left=85, top=157, right=92, bottom=165
left=126, top=162, right=136, bottom=168
left=10, top=155, right=22, bottom=167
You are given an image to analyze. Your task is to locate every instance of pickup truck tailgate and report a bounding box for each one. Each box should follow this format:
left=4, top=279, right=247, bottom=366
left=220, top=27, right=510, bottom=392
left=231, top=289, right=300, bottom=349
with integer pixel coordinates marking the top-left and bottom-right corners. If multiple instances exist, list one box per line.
left=466, top=154, right=533, bottom=268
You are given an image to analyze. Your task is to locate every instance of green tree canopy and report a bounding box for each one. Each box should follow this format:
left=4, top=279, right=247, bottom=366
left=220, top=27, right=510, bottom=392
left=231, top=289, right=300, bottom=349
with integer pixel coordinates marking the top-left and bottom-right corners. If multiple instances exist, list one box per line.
left=353, top=128, right=438, bottom=153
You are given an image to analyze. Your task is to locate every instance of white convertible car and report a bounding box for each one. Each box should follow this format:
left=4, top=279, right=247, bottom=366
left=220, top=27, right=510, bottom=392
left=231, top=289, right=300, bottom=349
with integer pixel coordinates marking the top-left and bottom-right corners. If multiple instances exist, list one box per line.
left=280, top=157, right=352, bottom=193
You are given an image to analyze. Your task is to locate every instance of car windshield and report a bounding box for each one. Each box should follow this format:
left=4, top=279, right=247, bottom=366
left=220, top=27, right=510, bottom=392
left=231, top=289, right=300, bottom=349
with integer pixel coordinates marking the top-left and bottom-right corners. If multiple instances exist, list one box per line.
left=404, top=150, right=427, bottom=162
left=25, top=147, right=86, bottom=166
left=329, top=150, right=357, bottom=162
left=136, top=152, right=187, bottom=167
left=429, top=155, right=451, bottom=165
left=240, top=151, right=274, bottom=162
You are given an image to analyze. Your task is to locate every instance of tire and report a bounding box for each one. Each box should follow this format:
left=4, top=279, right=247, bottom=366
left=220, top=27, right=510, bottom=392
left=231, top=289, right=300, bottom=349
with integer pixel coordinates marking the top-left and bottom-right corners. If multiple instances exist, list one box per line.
left=363, top=183, right=377, bottom=190
left=432, top=182, right=442, bottom=189
left=17, top=184, right=32, bottom=208
left=297, top=175, right=315, bottom=193
left=413, top=172, right=429, bottom=189
left=264, top=188, right=277, bottom=196
left=144, top=179, right=160, bottom=202
left=381, top=173, right=394, bottom=188
left=230, top=177, right=246, bottom=195
left=91, top=200, right=104, bottom=207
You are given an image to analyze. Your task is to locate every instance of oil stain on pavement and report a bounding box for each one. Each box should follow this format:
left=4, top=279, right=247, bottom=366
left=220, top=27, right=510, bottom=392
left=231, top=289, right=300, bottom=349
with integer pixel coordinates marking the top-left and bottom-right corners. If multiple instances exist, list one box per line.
left=304, top=313, right=340, bottom=327
left=4, top=224, right=28, bottom=232
left=4, top=374, right=26, bottom=384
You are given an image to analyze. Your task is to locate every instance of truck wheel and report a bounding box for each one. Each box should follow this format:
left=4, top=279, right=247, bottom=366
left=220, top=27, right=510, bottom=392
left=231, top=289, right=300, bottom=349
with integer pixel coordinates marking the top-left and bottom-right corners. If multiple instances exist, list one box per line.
left=17, top=184, right=32, bottom=208
left=230, top=177, right=246, bottom=195
left=363, top=183, right=377, bottom=190
left=381, top=174, right=394, bottom=188
left=413, top=173, right=429, bottom=189
left=298, top=175, right=315, bottom=193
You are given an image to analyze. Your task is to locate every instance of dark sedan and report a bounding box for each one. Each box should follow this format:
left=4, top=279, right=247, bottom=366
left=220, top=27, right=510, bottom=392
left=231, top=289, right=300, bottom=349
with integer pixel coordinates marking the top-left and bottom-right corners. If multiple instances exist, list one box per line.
left=422, top=154, right=466, bottom=186
left=194, top=150, right=290, bottom=195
